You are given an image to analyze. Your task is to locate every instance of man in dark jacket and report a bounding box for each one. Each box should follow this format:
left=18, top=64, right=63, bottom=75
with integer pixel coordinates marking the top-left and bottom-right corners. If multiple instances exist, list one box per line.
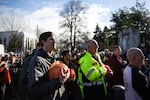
left=107, top=45, right=126, bottom=88
left=18, top=42, right=41, bottom=100
left=28, top=32, right=70, bottom=100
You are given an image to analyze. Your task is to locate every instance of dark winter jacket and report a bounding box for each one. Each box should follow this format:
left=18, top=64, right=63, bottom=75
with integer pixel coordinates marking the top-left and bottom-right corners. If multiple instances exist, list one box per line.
left=28, top=49, right=68, bottom=100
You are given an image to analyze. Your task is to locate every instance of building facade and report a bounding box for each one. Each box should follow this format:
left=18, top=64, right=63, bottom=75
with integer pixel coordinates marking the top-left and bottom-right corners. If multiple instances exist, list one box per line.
left=118, top=27, right=140, bottom=53
left=0, top=31, right=38, bottom=53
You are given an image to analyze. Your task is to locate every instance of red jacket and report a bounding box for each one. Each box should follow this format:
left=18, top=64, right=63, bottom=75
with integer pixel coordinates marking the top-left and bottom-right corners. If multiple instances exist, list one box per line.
left=0, top=67, right=11, bottom=84
left=107, top=54, right=124, bottom=88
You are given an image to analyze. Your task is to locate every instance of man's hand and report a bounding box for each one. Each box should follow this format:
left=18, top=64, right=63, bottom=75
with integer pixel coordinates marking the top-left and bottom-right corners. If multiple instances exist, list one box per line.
left=104, top=65, right=113, bottom=77
left=69, top=68, right=76, bottom=81
left=59, top=68, right=70, bottom=83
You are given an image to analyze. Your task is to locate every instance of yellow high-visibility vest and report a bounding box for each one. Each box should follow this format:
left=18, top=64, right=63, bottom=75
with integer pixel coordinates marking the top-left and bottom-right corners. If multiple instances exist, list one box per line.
left=78, top=52, right=107, bottom=98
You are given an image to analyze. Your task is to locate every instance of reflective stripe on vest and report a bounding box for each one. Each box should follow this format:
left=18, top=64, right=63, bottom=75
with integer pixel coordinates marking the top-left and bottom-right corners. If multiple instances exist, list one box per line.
left=86, top=68, right=102, bottom=79
left=86, top=68, right=95, bottom=78
left=78, top=80, right=103, bottom=86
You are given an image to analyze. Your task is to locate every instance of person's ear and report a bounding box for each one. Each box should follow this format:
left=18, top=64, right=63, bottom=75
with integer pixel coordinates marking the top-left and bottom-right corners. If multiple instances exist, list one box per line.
left=41, top=40, right=45, bottom=45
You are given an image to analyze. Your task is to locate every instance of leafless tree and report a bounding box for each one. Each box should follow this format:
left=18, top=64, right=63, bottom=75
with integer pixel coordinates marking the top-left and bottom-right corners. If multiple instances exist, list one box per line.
left=0, top=15, right=27, bottom=52
left=0, top=15, right=27, bottom=32
left=59, top=0, right=87, bottom=50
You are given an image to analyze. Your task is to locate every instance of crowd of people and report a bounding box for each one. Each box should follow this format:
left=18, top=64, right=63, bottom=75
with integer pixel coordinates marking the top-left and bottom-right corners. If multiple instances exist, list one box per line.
left=0, top=31, right=150, bottom=100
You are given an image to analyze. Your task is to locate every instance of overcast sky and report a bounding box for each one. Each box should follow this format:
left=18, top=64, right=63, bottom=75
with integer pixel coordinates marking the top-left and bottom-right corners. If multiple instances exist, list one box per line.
left=0, top=0, right=149, bottom=37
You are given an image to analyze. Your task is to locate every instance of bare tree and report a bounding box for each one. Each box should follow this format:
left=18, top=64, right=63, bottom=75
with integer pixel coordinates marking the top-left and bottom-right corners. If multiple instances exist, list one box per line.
left=0, top=15, right=27, bottom=32
left=7, top=33, right=22, bottom=52
left=59, top=0, right=87, bottom=50
left=0, top=15, right=27, bottom=52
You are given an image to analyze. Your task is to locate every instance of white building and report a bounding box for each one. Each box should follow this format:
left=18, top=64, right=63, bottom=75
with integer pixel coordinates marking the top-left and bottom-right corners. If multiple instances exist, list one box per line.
left=0, top=31, right=38, bottom=53
left=118, top=27, right=140, bottom=53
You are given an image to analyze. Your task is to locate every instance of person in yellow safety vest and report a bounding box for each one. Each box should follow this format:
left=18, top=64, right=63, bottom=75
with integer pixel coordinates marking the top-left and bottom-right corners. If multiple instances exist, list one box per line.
left=78, top=39, right=113, bottom=100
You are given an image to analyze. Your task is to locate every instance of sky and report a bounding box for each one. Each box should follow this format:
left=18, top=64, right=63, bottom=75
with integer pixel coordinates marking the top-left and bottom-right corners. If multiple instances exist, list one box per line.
left=0, top=0, right=150, bottom=37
